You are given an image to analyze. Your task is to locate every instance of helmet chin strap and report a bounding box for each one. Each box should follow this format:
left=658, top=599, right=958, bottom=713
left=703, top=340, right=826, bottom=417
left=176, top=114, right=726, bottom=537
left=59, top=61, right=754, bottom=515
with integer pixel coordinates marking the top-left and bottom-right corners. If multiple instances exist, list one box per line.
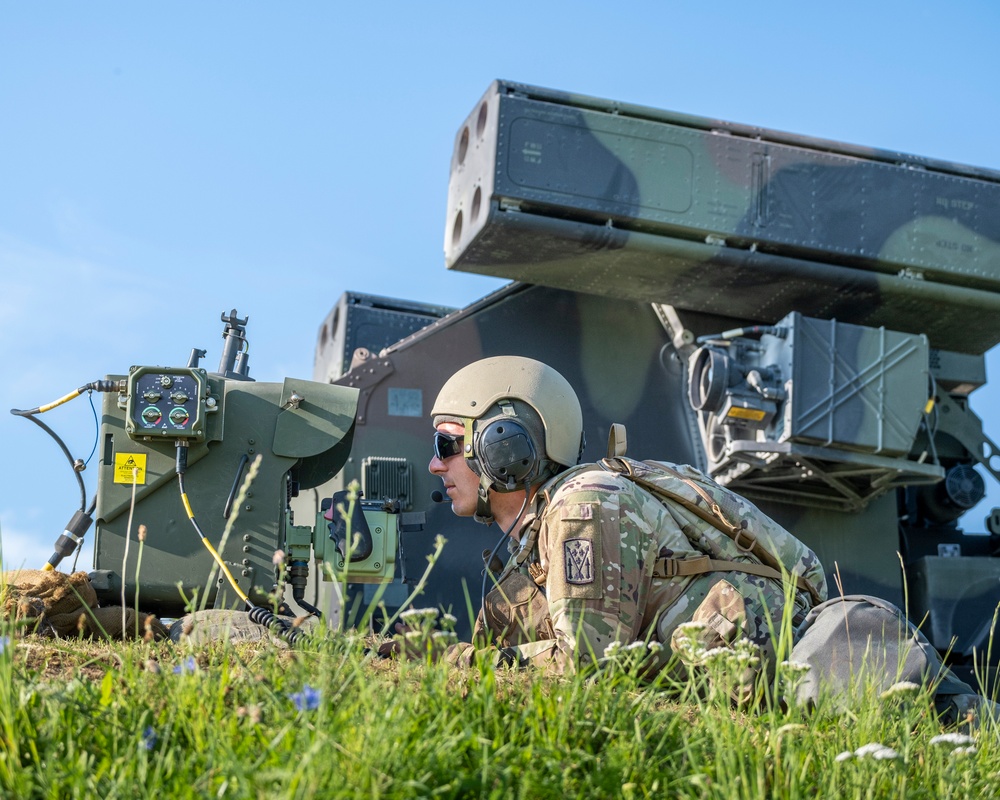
left=473, top=474, right=495, bottom=525
left=473, top=459, right=562, bottom=527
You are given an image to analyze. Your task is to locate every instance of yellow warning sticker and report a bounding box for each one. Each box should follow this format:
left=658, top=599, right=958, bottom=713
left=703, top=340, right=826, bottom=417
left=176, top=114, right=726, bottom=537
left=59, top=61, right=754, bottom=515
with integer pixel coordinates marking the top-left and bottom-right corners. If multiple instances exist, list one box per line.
left=114, top=453, right=148, bottom=485
left=726, top=406, right=767, bottom=422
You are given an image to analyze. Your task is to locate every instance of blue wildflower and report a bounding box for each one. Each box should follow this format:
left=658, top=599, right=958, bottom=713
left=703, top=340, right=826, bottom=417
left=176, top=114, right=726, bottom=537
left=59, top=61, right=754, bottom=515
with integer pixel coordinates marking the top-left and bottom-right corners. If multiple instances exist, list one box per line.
left=172, top=656, right=197, bottom=675
left=142, top=726, right=157, bottom=751
left=289, top=684, right=321, bottom=712
left=0, top=636, right=10, bottom=655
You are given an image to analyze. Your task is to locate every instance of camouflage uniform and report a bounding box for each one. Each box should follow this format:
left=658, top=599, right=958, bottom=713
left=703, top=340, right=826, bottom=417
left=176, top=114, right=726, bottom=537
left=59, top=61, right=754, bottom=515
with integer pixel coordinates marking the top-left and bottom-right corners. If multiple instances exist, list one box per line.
left=448, top=461, right=827, bottom=676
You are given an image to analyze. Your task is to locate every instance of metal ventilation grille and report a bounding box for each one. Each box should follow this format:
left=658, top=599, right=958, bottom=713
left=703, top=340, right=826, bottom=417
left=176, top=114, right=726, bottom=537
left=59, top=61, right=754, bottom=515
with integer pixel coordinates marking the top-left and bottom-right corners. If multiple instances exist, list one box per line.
left=361, top=457, right=413, bottom=509
left=944, top=464, right=985, bottom=509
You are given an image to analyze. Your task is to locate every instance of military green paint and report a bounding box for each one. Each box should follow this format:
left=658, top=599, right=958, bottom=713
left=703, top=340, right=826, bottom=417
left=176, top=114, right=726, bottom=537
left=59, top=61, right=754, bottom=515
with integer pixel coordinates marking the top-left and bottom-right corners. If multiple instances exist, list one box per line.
left=92, top=372, right=360, bottom=614
left=446, top=81, right=1000, bottom=355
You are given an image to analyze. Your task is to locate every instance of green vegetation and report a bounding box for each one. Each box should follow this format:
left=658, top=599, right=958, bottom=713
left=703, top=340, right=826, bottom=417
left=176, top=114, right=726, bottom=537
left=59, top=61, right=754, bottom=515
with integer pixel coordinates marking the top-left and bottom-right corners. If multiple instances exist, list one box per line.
left=0, top=621, right=994, bottom=800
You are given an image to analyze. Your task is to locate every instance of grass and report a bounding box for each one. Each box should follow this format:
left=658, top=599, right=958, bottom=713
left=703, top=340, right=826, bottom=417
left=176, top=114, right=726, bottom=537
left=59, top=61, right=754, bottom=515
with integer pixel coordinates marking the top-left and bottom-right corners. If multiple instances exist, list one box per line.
left=2, top=478, right=992, bottom=798
left=0, top=620, right=995, bottom=800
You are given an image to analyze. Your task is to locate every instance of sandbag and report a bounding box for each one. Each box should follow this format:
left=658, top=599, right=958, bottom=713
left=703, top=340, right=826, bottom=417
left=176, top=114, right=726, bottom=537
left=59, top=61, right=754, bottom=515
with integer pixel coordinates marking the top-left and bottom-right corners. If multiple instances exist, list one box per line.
left=1, top=569, right=168, bottom=640
left=84, top=606, right=170, bottom=641
left=2, top=569, right=98, bottom=635
left=170, top=609, right=318, bottom=647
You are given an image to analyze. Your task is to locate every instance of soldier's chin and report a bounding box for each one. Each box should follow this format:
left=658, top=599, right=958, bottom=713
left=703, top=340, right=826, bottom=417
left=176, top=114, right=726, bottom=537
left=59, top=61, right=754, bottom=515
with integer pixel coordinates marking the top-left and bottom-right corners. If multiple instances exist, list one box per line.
left=451, top=499, right=477, bottom=518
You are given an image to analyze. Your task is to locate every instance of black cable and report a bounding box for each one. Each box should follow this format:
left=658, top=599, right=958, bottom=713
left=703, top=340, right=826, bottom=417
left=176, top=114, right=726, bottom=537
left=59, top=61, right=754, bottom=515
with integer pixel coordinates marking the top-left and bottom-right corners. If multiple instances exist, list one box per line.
left=223, top=454, right=250, bottom=519
left=12, top=412, right=87, bottom=512
left=479, top=489, right=532, bottom=621
left=69, top=496, right=98, bottom=572
left=247, top=605, right=307, bottom=645
left=175, top=441, right=251, bottom=609
left=174, top=441, right=309, bottom=647
left=11, top=380, right=119, bottom=512
left=294, top=595, right=323, bottom=618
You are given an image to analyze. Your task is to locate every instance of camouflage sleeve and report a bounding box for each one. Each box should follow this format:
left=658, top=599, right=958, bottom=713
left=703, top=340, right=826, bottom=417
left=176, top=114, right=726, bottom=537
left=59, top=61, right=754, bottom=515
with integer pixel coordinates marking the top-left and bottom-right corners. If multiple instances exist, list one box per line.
left=439, top=472, right=660, bottom=674
left=544, top=477, right=659, bottom=667
left=440, top=588, right=588, bottom=674
left=469, top=476, right=657, bottom=674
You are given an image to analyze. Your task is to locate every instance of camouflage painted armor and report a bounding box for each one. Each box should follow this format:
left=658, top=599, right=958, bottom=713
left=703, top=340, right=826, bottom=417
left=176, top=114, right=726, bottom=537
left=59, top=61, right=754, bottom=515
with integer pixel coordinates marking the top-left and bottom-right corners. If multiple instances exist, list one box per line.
left=448, top=460, right=827, bottom=676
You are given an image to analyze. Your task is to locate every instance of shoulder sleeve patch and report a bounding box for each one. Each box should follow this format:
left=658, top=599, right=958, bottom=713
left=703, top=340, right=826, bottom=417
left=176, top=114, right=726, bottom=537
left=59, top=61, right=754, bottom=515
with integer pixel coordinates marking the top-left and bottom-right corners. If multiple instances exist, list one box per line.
left=543, top=500, right=604, bottom=600
left=563, top=538, right=595, bottom=585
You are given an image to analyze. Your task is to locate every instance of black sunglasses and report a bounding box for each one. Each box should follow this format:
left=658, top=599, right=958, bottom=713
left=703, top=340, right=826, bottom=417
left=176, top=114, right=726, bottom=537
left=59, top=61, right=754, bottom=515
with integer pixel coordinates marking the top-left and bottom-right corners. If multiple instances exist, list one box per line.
left=433, top=431, right=465, bottom=460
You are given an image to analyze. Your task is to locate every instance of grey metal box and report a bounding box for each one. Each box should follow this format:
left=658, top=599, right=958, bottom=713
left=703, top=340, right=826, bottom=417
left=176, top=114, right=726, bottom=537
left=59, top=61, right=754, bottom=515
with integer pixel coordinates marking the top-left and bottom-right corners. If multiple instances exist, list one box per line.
left=313, top=292, right=454, bottom=383
left=775, top=312, right=929, bottom=456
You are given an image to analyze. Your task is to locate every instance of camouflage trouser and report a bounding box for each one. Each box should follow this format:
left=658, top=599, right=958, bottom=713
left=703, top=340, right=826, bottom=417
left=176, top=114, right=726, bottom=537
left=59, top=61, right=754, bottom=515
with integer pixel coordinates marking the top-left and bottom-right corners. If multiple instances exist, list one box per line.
left=789, top=594, right=997, bottom=728
left=469, top=565, right=792, bottom=688
left=665, top=577, right=777, bottom=705
left=658, top=568, right=797, bottom=653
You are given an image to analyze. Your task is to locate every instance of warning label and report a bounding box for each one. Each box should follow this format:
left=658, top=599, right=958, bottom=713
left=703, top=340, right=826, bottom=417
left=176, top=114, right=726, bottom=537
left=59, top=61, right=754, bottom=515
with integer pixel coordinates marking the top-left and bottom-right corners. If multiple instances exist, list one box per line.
left=114, top=453, right=148, bottom=485
left=726, top=406, right=767, bottom=422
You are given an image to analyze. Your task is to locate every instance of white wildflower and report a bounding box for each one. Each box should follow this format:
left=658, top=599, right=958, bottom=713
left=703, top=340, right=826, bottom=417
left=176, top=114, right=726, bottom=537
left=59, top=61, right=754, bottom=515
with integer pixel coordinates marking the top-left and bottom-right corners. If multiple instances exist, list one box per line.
left=834, top=751, right=854, bottom=762
left=624, top=641, right=647, bottom=652
left=854, top=743, right=900, bottom=761
left=399, top=607, right=439, bottom=623
left=646, top=641, right=663, bottom=653
left=880, top=681, right=922, bottom=700
left=930, top=732, right=975, bottom=747
left=675, top=621, right=709, bottom=636
left=603, top=641, right=622, bottom=658
left=950, top=746, right=978, bottom=758
left=733, top=650, right=759, bottom=666
left=779, top=660, right=811, bottom=675
left=670, top=632, right=708, bottom=664
left=701, top=647, right=734, bottom=667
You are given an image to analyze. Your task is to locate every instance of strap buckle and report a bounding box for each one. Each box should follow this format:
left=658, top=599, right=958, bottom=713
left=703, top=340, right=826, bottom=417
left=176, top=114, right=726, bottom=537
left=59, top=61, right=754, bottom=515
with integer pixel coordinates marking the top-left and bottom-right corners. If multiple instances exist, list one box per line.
left=654, top=554, right=712, bottom=579
left=733, top=528, right=756, bottom=553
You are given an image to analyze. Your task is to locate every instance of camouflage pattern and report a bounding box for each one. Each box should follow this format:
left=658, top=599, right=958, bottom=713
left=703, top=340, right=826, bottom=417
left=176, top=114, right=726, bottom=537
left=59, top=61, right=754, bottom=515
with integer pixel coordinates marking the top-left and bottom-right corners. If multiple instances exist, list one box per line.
left=445, top=81, right=1000, bottom=355
left=450, top=460, right=827, bottom=675
left=304, top=80, right=1000, bottom=663
left=606, top=457, right=829, bottom=610
left=479, top=570, right=555, bottom=646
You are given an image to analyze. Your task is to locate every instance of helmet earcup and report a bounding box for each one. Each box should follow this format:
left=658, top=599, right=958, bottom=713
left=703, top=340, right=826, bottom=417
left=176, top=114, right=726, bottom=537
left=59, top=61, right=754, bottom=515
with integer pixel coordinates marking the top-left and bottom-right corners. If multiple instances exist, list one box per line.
left=431, top=355, right=584, bottom=470
left=472, top=417, right=538, bottom=491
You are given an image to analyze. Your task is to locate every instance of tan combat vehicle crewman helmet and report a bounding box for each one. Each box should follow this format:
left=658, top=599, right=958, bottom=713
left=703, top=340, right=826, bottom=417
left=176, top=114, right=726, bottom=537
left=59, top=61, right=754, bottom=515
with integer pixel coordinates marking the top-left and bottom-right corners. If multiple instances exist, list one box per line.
left=431, top=356, right=583, bottom=491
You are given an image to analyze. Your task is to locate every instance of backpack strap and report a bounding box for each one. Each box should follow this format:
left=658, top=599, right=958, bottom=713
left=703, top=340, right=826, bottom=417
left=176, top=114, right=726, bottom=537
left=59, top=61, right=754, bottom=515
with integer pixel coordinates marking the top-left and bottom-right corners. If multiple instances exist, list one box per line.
left=602, top=456, right=824, bottom=606
left=507, top=463, right=597, bottom=573
left=653, top=553, right=788, bottom=585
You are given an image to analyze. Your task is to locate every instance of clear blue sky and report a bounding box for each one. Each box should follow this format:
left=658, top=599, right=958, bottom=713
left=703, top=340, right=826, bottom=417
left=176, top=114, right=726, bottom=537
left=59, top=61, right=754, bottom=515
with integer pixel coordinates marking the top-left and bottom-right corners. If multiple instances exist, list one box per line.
left=3, top=1, right=999, bottom=570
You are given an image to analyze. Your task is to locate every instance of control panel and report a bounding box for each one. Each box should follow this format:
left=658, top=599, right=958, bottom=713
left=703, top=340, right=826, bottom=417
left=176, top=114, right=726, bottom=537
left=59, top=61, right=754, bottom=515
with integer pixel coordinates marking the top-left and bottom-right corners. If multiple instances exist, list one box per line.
left=123, top=366, right=210, bottom=442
